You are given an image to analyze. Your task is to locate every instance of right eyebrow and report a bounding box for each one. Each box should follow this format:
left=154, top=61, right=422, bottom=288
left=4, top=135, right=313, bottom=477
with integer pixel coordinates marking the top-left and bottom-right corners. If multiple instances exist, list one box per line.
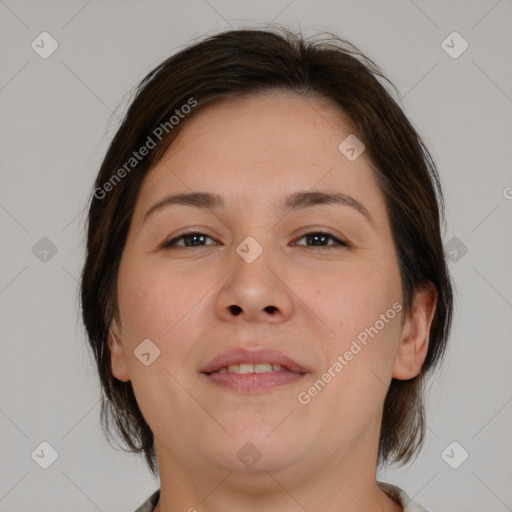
left=143, top=192, right=224, bottom=223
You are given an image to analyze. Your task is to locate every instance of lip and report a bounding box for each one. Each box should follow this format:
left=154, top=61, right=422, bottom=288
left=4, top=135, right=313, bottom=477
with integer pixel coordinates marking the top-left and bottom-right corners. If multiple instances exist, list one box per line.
left=200, top=347, right=309, bottom=375
left=200, top=347, right=310, bottom=393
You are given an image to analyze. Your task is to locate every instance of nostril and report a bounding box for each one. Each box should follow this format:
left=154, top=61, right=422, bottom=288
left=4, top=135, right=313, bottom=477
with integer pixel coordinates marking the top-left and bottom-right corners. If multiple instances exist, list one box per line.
left=229, top=305, right=242, bottom=315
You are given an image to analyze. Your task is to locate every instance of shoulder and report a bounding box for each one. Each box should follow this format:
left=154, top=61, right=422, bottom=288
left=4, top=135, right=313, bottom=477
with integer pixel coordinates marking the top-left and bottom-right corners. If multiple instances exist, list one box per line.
left=377, top=481, right=429, bottom=512
left=134, top=489, right=160, bottom=512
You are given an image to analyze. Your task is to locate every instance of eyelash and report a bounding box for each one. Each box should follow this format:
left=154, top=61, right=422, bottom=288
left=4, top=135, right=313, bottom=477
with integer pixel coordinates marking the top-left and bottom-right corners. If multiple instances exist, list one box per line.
left=162, top=230, right=351, bottom=250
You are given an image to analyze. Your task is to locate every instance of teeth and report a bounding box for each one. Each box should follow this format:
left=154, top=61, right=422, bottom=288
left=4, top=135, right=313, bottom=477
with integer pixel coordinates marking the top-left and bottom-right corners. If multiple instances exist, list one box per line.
left=236, top=363, right=255, bottom=374
left=216, top=363, right=284, bottom=374
left=255, top=363, right=273, bottom=373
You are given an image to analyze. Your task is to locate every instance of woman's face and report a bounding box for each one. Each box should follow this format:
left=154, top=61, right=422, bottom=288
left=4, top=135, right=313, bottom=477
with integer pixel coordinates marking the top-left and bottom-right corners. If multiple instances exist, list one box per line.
left=110, top=92, right=410, bottom=481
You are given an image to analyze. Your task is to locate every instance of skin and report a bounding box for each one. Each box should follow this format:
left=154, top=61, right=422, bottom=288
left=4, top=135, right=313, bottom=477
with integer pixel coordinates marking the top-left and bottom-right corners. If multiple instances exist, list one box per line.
left=109, top=91, right=437, bottom=512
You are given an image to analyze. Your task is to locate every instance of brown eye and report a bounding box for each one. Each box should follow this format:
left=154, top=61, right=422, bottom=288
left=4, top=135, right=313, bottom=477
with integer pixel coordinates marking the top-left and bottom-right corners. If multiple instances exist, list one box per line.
left=293, top=231, right=350, bottom=249
left=163, top=232, right=216, bottom=248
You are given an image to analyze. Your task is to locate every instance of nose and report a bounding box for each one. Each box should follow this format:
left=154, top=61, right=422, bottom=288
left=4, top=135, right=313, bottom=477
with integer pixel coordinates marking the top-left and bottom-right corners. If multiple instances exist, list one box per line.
left=214, top=243, right=295, bottom=324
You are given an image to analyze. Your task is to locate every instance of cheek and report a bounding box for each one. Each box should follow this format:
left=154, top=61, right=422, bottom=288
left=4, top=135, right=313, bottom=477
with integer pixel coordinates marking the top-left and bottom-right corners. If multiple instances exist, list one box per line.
left=307, top=265, right=400, bottom=345
left=301, top=270, right=402, bottom=428
left=116, top=258, right=213, bottom=377
left=304, top=265, right=402, bottom=402
left=116, top=261, right=210, bottom=420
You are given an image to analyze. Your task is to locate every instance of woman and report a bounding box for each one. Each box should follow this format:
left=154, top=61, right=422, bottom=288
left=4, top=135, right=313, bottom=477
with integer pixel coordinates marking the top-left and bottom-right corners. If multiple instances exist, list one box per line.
left=80, top=26, right=453, bottom=512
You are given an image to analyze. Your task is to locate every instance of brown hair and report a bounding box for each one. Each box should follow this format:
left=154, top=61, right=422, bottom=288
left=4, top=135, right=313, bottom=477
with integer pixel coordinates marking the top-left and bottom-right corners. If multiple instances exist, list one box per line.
left=80, top=25, right=453, bottom=476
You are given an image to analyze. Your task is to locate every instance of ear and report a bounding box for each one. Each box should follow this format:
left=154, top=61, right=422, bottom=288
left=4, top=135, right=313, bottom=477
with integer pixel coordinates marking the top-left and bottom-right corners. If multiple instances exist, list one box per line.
left=393, top=283, right=438, bottom=380
left=108, top=319, right=131, bottom=382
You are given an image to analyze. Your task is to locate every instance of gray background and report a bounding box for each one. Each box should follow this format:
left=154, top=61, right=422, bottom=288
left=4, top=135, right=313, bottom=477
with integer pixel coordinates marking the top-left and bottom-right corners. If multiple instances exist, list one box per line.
left=1, top=0, right=511, bottom=511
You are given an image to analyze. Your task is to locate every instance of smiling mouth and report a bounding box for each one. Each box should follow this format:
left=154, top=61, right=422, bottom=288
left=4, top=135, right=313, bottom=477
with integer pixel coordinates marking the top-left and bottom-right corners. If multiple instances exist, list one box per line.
left=211, top=363, right=289, bottom=374
left=202, top=363, right=306, bottom=393
left=200, top=346, right=309, bottom=393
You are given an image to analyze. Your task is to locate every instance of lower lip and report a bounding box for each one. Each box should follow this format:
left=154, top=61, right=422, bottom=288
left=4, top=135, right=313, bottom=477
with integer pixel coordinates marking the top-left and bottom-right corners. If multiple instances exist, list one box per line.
left=203, top=370, right=306, bottom=393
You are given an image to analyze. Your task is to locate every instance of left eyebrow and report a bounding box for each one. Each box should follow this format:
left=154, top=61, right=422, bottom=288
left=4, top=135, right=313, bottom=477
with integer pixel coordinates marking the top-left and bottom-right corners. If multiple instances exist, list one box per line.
left=143, top=190, right=374, bottom=225
left=284, top=190, right=374, bottom=225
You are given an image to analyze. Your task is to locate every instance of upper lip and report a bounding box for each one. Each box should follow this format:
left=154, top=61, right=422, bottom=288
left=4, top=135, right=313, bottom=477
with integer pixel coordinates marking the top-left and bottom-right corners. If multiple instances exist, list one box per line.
left=200, top=347, right=309, bottom=374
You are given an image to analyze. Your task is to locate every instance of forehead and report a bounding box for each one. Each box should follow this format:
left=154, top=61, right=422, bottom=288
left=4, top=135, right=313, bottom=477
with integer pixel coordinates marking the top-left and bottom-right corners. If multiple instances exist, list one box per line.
left=161, top=91, right=354, bottom=168
left=133, top=91, right=386, bottom=221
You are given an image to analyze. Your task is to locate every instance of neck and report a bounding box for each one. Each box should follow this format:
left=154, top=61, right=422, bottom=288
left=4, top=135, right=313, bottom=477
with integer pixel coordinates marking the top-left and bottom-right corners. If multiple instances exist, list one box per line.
left=152, top=430, right=401, bottom=512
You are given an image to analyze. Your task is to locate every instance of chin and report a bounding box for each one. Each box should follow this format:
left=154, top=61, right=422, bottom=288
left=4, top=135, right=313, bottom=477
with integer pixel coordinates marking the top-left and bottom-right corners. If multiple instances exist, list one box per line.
left=206, top=432, right=305, bottom=474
